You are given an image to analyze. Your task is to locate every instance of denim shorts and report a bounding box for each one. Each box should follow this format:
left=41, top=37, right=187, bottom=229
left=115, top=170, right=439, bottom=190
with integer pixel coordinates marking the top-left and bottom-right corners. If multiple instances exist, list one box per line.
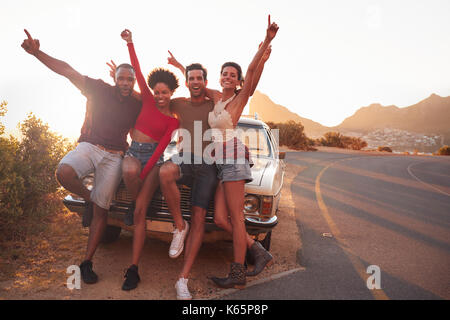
left=125, top=141, right=164, bottom=169
left=167, top=153, right=218, bottom=210
left=58, top=142, right=123, bottom=210
left=217, top=159, right=253, bottom=183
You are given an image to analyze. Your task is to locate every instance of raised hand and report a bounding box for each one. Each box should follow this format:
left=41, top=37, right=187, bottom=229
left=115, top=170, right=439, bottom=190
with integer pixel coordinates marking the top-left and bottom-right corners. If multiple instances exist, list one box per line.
left=21, top=29, right=40, bottom=55
left=259, top=42, right=272, bottom=62
left=121, top=29, right=132, bottom=43
left=106, top=60, right=117, bottom=79
left=266, top=15, right=279, bottom=41
left=167, top=50, right=183, bottom=69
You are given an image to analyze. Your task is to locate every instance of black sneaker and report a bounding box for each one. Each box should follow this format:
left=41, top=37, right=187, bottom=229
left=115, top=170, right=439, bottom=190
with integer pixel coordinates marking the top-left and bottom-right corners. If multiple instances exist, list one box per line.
left=122, top=265, right=140, bottom=291
left=124, top=204, right=135, bottom=226
left=82, top=202, right=94, bottom=227
left=79, top=260, right=98, bottom=284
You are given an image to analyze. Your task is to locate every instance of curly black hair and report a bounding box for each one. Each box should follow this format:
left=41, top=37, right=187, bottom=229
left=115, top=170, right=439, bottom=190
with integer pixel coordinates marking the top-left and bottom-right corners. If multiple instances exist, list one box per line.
left=147, top=68, right=179, bottom=91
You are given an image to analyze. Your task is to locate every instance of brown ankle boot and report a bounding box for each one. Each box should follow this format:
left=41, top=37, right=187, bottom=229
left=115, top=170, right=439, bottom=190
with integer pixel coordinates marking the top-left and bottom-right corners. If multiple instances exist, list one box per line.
left=246, top=241, right=274, bottom=276
left=210, top=263, right=246, bottom=289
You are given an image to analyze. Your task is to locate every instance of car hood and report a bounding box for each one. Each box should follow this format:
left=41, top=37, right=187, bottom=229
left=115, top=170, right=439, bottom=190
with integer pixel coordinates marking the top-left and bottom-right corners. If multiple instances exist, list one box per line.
left=248, top=157, right=274, bottom=187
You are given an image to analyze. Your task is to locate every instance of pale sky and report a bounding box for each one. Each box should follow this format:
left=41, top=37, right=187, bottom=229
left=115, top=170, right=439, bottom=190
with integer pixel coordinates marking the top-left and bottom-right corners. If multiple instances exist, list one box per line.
left=1, top=0, right=450, bottom=140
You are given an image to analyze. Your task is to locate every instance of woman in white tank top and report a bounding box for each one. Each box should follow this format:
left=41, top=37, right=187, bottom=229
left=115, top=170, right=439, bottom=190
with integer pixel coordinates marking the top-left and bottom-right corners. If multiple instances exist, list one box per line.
left=168, top=15, right=279, bottom=290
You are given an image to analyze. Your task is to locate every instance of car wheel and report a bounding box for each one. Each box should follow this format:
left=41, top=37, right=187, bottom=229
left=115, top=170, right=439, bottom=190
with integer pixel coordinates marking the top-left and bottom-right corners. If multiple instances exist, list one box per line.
left=260, top=231, right=272, bottom=251
left=246, top=231, right=272, bottom=265
left=101, top=225, right=122, bottom=244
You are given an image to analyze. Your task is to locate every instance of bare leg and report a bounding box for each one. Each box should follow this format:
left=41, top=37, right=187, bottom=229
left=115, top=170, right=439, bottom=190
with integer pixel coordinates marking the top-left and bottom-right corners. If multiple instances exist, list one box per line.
left=179, top=206, right=206, bottom=279
left=222, top=180, right=247, bottom=264
left=213, top=182, right=255, bottom=248
left=131, top=166, right=160, bottom=266
left=122, top=156, right=142, bottom=201
left=159, top=162, right=185, bottom=231
left=56, top=164, right=91, bottom=201
left=84, top=204, right=108, bottom=261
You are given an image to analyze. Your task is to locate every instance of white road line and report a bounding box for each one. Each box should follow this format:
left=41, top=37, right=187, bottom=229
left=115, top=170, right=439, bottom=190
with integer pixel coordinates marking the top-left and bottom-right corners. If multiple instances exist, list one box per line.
left=207, top=267, right=306, bottom=300
left=407, top=162, right=450, bottom=197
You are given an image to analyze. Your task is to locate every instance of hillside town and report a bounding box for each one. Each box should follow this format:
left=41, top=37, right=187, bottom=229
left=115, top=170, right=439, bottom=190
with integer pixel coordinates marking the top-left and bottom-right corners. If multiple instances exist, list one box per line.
left=343, top=128, right=444, bottom=153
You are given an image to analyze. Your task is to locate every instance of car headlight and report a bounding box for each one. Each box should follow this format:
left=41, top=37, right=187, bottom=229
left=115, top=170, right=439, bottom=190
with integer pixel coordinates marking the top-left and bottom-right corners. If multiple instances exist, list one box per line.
left=244, top=195, right=260, bottom=213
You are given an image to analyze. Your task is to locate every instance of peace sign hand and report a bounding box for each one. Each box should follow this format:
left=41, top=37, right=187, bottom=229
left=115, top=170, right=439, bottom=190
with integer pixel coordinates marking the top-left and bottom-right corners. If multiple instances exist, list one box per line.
left=121, top=29, right=132, bottom=43
left=21, top=29, right=40, bottom=55
left=106, top=60, right=117, bottom=79
left=266, top=15, right=279, bottom=41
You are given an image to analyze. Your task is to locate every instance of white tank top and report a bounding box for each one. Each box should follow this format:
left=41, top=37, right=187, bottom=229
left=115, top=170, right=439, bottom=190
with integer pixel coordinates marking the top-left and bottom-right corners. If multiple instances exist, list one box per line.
left=208, top=94, right=235, bottom=142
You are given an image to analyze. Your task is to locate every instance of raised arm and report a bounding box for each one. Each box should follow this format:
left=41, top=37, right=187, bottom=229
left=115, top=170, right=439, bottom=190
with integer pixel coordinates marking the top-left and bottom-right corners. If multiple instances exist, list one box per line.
left=21, top=29, right=84, bottom=90
left=249, top=43, right=272, bottom=96
left=121, top=29, right=153, bottom=99
left=227, top=15, right=279, bottom=125
left=167, top=50, right=186, bottom=76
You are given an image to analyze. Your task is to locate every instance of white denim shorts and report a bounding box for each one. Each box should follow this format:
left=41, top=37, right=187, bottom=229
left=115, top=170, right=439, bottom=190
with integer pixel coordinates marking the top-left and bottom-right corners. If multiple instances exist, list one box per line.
left=58, top=142, right=123, bottom=210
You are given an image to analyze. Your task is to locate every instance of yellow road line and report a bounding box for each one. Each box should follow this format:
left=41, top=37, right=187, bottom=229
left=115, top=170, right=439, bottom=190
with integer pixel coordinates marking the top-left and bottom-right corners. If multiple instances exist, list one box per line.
left=315, top=159, right=390, bottom=300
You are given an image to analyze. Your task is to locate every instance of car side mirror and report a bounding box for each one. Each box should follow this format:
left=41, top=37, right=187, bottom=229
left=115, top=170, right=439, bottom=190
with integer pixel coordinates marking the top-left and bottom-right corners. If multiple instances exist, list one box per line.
left=278, top=152, right=286, bottom=159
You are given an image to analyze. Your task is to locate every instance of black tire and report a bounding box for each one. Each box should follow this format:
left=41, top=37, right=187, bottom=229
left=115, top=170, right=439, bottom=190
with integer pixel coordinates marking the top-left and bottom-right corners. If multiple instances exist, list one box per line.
left=246, top=231, right=272, bottom=265
left=101, top=225, right=122, bottom=244
left=260, top=231, right=272, bottom=251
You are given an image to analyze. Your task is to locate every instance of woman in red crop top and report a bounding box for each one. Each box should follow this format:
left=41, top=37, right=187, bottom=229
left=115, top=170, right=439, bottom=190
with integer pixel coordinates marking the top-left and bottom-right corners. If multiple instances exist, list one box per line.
left=119, top=29, right=179, bottom=291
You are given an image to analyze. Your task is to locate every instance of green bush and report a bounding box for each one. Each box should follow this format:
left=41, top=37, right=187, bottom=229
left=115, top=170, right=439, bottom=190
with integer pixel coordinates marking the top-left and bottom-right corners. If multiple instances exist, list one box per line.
left=0, top=102, right=74, bottom=241
left=437, top=145, right=450, bottom=156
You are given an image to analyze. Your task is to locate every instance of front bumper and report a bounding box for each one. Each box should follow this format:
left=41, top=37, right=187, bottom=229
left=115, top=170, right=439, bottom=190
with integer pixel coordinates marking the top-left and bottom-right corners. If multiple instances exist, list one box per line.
left=63, top=195, right=277, bottom=235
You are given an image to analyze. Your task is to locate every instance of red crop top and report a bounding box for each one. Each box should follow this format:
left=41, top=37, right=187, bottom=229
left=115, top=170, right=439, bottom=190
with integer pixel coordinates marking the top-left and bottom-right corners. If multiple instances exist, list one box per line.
left=127, top=43, right=179, bottom=180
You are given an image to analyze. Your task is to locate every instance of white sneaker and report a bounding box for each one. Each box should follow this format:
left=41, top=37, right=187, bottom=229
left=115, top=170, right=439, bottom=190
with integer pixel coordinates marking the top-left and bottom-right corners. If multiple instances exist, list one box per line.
left=175, top=277, right=192, bottom=300
left=169, top=220, right=189, bottom=258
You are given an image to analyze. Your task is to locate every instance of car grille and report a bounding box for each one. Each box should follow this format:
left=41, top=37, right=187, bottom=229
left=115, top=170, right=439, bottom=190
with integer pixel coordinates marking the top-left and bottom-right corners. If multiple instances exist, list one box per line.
left=113, top=181, right=215, bottom=217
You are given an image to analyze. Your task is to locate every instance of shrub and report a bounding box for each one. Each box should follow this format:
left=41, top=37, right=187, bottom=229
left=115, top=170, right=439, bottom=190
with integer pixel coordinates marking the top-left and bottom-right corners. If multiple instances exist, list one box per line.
left=266, top=120, right=313, bottom=150
left=317, top=132, right=368, bottom=150
left=378, top=146, right=392, bottom=152
left=437, top=145, right=450, bottom=156
left=0, top=103, right=74, bottom=241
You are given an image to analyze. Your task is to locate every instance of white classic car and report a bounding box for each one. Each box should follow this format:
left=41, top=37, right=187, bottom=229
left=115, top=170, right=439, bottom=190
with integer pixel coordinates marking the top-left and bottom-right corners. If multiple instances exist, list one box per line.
left=63, top=117, right=285, bottom=251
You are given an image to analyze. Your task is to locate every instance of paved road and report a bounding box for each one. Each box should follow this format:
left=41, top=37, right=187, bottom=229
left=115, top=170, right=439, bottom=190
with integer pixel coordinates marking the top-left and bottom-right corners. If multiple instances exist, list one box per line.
left=223, top=150, right=450, bottom=300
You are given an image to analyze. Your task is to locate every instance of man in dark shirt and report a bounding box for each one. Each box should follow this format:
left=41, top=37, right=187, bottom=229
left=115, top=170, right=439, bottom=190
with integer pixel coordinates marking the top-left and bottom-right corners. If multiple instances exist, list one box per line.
left=21, top=30, right=142, bottom=284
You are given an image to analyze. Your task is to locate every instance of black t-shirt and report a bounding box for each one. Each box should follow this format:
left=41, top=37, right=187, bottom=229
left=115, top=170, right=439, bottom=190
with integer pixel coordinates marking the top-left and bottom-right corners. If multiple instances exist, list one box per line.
left=78, top=77, right=142, bottom=151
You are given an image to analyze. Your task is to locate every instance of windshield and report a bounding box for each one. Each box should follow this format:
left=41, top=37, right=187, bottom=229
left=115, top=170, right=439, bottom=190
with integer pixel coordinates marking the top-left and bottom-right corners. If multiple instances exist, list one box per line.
left=236, top=123, right=273, bottom=158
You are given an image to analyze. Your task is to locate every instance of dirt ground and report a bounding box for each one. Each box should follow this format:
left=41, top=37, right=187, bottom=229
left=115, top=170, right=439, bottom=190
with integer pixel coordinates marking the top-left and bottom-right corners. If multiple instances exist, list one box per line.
left=0, top=159, right=305, bottom=300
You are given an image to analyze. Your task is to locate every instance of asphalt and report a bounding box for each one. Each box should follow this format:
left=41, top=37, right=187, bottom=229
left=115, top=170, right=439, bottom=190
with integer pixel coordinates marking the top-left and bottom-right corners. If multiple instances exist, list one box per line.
left=220, top=150, right=450, bottom=300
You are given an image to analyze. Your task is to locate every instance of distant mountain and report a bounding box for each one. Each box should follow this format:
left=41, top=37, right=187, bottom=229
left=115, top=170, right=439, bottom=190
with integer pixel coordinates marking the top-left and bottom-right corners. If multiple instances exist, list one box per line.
left=248, top=91, right=330, bottom=137
left=249, top=91, right=450, bottom=141
left=336, top=93, right=450, bottom=135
